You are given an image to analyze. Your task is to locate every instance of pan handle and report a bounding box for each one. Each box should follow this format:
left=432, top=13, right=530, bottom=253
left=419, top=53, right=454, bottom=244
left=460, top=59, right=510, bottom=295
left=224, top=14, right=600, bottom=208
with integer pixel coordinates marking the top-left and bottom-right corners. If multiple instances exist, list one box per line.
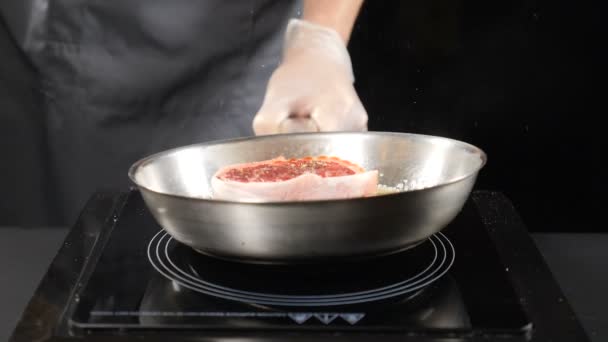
left=278, top=117, right=319, bottom=134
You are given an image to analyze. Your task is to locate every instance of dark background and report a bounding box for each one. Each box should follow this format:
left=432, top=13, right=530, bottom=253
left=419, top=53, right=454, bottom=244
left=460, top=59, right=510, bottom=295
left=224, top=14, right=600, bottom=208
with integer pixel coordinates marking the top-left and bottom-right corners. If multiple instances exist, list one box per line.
left=349, top=0, right=604, bottom=233
left=0, top=0, right=604, bottom=232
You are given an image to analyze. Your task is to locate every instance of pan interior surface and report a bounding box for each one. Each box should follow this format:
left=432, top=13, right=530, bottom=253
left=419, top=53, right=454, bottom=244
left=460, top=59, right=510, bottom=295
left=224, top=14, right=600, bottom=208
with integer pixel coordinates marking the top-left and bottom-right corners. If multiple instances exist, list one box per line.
left=130, top=132, right=486, bottom=201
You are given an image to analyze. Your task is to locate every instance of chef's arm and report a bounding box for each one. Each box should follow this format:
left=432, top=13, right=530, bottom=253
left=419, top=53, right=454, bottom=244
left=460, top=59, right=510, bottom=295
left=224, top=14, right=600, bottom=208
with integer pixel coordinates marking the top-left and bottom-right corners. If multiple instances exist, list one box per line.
left=301, top=0, right=364, bottom=43
left=252, top=0, right=367, bottom=135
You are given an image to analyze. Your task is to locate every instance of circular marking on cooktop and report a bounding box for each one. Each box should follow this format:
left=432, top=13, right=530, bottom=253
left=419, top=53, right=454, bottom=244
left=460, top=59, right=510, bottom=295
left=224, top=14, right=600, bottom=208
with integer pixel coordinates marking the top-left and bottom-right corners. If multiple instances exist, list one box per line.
left=147, top=230, right=455, bottom=307
left=166, top=235, right=438, bottom=300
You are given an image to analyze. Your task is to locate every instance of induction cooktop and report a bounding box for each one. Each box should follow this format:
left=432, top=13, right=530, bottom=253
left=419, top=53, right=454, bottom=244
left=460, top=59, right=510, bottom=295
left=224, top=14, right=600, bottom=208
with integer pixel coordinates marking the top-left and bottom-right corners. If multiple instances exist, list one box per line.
left=9, top=190, right=590, bottom=341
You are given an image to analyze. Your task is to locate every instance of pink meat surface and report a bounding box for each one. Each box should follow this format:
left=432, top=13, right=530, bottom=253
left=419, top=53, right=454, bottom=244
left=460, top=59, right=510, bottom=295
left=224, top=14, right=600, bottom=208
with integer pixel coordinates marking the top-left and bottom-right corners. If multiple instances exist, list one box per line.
left=211, top=156, right=378, bottom=202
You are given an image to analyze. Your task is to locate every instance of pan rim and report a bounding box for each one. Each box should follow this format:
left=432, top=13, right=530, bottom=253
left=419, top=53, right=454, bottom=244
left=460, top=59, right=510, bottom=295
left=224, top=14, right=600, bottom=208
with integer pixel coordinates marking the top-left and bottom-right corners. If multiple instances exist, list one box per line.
left=127, top=131, right=487, bottom=205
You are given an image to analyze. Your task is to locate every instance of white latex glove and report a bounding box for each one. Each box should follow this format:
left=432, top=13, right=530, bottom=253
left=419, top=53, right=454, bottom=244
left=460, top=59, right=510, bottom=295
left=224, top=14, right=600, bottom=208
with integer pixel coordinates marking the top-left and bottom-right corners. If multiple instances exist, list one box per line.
left=252, top=18, right=368, bottom=135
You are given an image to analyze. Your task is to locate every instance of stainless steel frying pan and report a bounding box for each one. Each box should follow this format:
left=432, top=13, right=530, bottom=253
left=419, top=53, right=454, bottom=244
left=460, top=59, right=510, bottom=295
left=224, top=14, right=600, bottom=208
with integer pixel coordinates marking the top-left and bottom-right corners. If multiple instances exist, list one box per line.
left=128, top=132, right=486, bottom=263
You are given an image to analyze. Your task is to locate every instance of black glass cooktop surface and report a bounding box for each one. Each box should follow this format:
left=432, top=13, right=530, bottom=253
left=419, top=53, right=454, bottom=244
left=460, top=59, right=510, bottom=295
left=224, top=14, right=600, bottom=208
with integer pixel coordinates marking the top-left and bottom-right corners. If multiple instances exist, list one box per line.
left=68, top=192, right=532, bottom=337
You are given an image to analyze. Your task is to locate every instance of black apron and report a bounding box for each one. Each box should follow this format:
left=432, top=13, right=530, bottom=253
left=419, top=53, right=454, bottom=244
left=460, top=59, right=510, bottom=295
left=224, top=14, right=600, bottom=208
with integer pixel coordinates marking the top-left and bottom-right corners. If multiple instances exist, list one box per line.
left=0, top=0, right=300, bottom=226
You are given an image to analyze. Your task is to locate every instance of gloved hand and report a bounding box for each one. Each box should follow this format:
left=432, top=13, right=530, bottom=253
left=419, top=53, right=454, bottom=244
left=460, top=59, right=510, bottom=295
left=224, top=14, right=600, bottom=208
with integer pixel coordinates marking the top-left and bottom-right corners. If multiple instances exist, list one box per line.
left=252, top=18, right=368, bottom=135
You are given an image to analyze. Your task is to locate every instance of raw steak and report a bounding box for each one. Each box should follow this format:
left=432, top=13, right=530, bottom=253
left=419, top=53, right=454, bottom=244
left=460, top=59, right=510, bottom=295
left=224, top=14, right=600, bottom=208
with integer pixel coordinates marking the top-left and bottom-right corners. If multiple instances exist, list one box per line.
left=211, top=156, right=378, bottom=201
